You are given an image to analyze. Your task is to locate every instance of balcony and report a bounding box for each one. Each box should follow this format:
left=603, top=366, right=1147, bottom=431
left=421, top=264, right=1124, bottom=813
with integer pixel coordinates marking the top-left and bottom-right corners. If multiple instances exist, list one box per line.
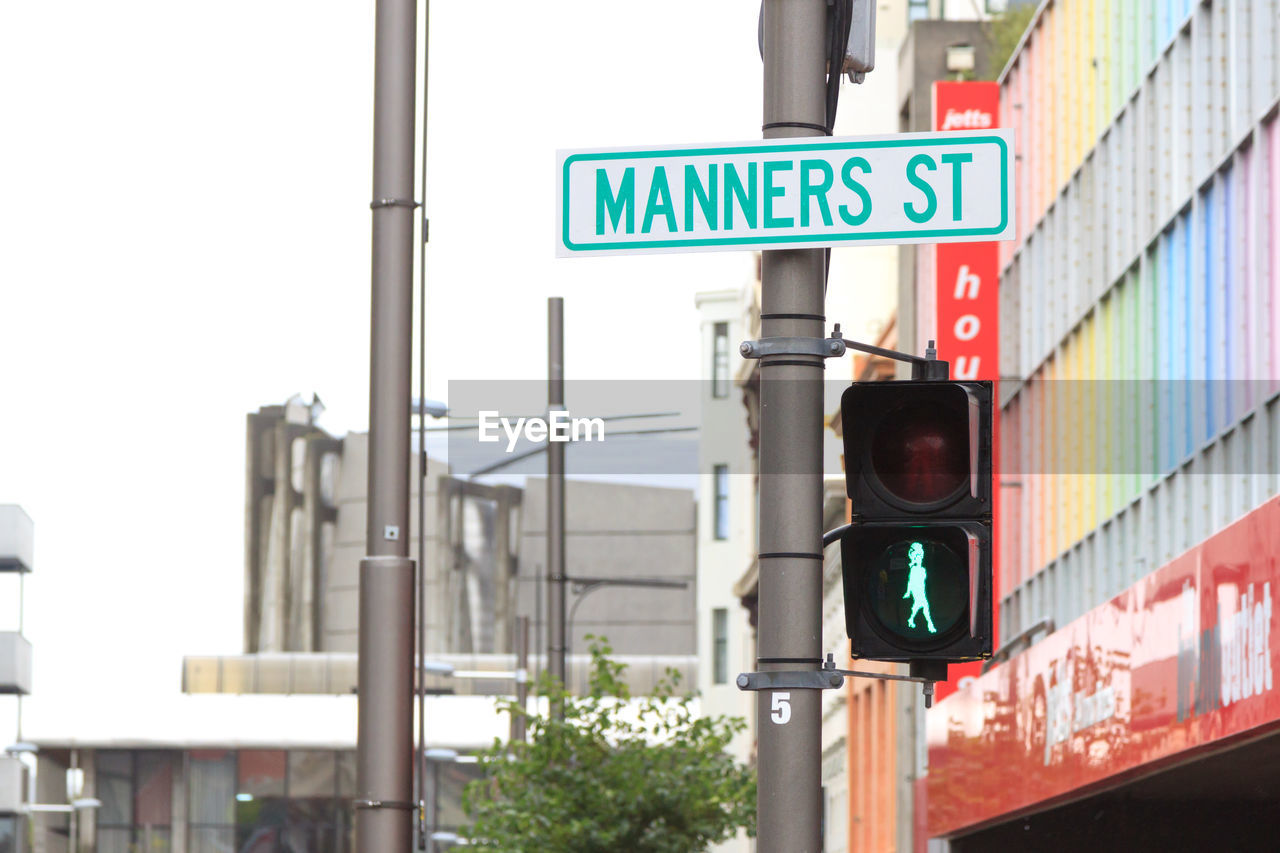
left=0, top=633, right=33, bottom=695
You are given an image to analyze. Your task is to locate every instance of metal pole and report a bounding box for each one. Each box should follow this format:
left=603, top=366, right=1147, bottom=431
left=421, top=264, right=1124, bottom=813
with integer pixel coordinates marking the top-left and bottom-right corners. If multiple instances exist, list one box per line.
left=512, top=616, right=530, bottom=742
left=757, top=2, right=827, bottom=851
left=415, top=0, right=431, bottom=846
left=427, top=760, right=440, bottom=853
left=547, top=297, right=567, bottom=712
left=69, top=749, right=78, bottom=853
left=357, top=0, right=416, bottom=850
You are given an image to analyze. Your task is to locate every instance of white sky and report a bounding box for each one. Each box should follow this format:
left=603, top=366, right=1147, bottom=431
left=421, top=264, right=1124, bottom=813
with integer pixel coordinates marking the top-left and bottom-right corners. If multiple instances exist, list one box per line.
left=0, top=1, right=907, bottom=740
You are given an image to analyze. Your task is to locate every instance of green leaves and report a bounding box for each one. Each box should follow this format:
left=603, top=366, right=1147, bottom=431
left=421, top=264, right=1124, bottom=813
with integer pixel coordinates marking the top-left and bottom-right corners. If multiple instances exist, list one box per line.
left=462, top=637, right=756, bottom=852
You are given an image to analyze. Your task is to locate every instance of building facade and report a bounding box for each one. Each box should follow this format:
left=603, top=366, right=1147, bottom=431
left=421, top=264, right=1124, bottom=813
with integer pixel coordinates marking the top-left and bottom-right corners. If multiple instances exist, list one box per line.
left=695, top=287, right=759, bottom=853
left=16, top=396, right=701, bottom=853
left=1, top=506, right=34, bottom=853
left=928, top=0, right=1280, bottom=848
left=242, top=398, right=697, bottom=662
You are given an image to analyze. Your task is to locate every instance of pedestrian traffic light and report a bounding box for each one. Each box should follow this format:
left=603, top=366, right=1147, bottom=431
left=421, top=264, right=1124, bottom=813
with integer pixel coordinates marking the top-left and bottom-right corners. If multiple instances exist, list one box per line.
left=839, top=380, right=993, bottom=664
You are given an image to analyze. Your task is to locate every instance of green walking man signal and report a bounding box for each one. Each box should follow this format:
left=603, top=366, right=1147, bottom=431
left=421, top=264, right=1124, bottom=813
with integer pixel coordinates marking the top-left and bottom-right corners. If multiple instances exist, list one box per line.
left=904, top=541, right=937, bottom=634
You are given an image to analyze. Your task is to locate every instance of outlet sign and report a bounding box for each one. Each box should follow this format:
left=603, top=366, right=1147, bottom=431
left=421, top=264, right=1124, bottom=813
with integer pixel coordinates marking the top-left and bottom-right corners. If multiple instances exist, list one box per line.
left=556, top=130, right=1013, bottom=257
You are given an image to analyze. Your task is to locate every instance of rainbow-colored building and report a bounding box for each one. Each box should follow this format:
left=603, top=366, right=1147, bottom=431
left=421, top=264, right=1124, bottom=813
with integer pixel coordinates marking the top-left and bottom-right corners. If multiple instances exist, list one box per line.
left=928, top=0, right=1280, bottom=847
left=996, top=0, right=1279, bottom=650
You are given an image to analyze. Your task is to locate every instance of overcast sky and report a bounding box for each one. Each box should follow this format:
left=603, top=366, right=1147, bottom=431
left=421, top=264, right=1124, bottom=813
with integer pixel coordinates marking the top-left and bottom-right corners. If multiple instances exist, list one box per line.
left=0, top=1, right=905, bottom=738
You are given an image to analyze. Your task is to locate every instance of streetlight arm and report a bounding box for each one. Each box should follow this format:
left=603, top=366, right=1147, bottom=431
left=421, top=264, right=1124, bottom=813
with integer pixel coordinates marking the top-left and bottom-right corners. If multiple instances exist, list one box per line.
left=565, top=576, right=692, bottom=679
left=566, top=581, right=610, bottom=641
left=566, top=577, right=690, bottom=591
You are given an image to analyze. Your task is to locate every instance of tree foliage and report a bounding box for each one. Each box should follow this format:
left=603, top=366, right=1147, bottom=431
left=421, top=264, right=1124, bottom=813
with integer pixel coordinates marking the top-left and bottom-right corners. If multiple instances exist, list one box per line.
left=462, top=638, right=756, bottom=853
left=983, top=4, right=1040, bottom=81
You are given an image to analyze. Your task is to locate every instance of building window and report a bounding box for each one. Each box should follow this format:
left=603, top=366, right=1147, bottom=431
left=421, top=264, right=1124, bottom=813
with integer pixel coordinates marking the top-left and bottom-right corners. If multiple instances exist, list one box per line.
left=97, top=750, right=174, bottom=853
left=235, top=750, right=288, bottom=851
left=713, top=608, right=729, bottom=684
left=713, top=465, right=730, bottom=540
left=908, top=0, right=929, bottom=22
left=0, top=816, right=17, bottom=853
left=185, top=749, right=356, bottom=853
left=188, top=750, right=235, bottom=853
left=712, top=322, right=730, bottom=398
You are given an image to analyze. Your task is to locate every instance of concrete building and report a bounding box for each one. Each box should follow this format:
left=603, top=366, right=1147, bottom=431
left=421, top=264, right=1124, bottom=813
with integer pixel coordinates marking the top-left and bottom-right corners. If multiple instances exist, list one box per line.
left=695, top=286, right=759, bottom=853
left=1, top=506, right=35, bottom=853
left=15, top=395, right=700, bottom=852
left=243, top=397, right=695, bottom=662
left=927, top=0, right=1280, bottom=848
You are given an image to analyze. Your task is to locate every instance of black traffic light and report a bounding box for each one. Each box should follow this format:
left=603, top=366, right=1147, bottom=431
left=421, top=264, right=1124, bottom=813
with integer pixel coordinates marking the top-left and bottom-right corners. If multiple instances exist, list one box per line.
left=839, top=380, right=993, bottom=664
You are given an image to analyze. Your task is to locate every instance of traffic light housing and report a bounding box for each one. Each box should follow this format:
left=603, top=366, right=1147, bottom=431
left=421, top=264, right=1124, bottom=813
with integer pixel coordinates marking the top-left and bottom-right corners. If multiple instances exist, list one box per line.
left=840, top=380, right=993, bottom=664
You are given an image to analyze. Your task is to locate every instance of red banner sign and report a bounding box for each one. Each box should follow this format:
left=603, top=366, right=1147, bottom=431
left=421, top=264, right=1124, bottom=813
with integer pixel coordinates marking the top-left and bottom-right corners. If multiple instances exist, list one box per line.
left=932, top=81, right=999, bottom=385
left=927, top=496, right=1280, bottom=838
left=930, top=81, right=1001, bottom=703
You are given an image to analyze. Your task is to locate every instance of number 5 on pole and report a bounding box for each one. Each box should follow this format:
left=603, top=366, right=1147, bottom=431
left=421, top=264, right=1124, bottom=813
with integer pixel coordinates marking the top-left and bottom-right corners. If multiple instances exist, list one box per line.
left=770, top=691, right=791, bottom=725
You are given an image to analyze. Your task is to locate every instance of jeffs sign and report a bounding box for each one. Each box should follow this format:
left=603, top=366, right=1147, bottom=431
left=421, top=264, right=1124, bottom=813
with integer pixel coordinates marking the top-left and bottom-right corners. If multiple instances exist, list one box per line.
left=556, top=130, right=1014, bottom=257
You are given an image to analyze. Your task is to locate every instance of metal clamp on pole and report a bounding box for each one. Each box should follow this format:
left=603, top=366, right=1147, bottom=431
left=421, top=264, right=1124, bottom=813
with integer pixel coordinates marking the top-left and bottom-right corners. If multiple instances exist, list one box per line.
left=740, top=325, right=952, bottom=380
left=369, top=197, right=421, bottom=209
left=819, top=654, right=942, bottom=707
left=739, top=334, right=846, bottom=359
left=353, top=799, right=418, bottom=812
left=736, top=670, right=845, bottom=691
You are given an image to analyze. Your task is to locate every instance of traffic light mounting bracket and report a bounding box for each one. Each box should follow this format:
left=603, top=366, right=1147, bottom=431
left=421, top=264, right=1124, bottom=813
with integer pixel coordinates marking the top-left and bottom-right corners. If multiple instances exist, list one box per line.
left=740, top=325, right=951, bottom=380
left=735, top=653, right=944, bottom=708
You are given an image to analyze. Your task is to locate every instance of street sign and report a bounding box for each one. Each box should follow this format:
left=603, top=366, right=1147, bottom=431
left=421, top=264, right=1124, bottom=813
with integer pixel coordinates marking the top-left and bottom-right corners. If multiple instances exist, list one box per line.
left=556, top=129, right=1013, bottom=257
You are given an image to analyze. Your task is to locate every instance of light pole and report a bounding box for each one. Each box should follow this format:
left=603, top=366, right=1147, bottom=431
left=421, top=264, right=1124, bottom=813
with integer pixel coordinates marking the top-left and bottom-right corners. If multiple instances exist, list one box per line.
left=754, top=3, right=828, bottom=849
left=547, top=297, right=567, bottom=703
left=358, top=0, right=418, bottom=848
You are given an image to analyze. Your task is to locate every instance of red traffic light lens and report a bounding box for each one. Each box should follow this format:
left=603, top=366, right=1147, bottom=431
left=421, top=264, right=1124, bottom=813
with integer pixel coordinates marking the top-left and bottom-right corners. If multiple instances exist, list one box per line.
left=868, top=404, right=968, bottom=507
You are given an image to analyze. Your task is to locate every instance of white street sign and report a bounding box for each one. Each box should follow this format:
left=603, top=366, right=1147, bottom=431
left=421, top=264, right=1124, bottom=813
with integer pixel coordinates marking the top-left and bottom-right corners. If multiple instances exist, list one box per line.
left=556, top=130, right=1014, bottom=257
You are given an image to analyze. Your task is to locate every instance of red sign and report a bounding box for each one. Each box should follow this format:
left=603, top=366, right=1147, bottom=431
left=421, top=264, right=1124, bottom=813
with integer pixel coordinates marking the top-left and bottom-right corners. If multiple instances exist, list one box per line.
left=931, top=81, right=999, bottom=385
left=930, top=81, right=1001, bottom=703
left=927, top=496, right=1280, bottom=838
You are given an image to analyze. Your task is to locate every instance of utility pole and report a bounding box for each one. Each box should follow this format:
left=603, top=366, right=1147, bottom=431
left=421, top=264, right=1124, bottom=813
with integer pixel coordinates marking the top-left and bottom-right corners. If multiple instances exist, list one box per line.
left=547, top=297, right=567, bottom=712
left=511, top=615, right=530, bottom=742
left=357, top=0, right=416, bottom=850
left=756, top=2, right=827, bottom=850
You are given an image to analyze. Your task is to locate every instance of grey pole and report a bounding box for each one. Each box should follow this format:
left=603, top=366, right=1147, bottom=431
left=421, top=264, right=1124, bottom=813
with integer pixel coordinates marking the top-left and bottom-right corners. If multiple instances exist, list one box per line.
left=547, top=297, right=567, bottom=710
left=511, top=616, right=530, bottom=742
left=415, top=0, right=432, bottom=846
left=757, top=2, right=827, bottom=851
left=357, top=0, right=416, bottom=850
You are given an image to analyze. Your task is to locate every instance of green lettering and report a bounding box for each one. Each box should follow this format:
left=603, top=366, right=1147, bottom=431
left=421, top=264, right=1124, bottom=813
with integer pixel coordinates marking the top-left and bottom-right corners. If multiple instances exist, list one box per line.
left=641, top=166, right=677, bottom=234
left=684, top=164, right=718, bottom=232
left=799, top=160, right=834, bottom=227
left=724, top=162, right=757, bottom=229
left=940, top=152, right=973, bottom=221
left=763, top=161, right=793, bottom=228
left=838, top=156, right=873, bottom=227
left=595, top=167, right=635, bottom=235
left=903, top=154, right=937, bottom=224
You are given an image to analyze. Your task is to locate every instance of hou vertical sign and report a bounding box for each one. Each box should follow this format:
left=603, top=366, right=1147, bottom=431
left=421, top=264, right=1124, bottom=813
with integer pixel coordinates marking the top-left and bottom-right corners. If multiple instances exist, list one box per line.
left=930, top=80, right=1001, bottom=704
left=932, top=81, right=1000, bottom=382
